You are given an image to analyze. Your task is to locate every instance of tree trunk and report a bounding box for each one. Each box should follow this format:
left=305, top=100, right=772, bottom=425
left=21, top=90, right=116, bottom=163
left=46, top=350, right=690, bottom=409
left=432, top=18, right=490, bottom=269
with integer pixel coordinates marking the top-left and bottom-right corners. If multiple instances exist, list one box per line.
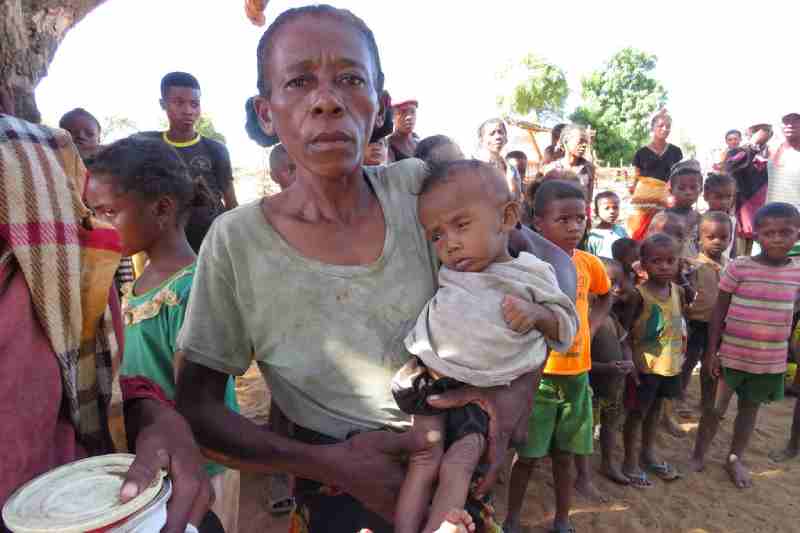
left=0, top=0, right=108, bottom=122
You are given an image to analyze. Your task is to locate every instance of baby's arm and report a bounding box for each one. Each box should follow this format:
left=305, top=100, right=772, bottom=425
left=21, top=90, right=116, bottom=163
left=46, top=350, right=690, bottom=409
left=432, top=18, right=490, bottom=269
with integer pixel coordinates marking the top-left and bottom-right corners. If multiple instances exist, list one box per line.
left=395, top=414, right=445, bottom=533
left=502, top=294, right=561, bottom=340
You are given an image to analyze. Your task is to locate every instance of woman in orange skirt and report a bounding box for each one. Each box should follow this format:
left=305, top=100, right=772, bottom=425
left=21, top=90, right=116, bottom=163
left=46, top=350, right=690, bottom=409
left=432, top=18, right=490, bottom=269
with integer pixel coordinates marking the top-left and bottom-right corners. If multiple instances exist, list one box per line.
left=628, top=109, right=684, bottom=240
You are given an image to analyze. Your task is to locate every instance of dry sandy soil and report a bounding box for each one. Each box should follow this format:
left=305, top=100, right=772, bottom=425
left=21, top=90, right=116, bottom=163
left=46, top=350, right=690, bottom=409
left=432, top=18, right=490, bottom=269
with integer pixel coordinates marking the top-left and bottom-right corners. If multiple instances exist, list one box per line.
left=234, top=362, right=800, bottom=533
left=231, top=171, right=797, bottom=533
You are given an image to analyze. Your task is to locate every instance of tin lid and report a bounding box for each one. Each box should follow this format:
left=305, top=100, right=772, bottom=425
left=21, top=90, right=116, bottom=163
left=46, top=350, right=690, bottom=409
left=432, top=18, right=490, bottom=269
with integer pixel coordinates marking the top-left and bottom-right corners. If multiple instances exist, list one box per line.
left=2, top=454, right=165, bottom=533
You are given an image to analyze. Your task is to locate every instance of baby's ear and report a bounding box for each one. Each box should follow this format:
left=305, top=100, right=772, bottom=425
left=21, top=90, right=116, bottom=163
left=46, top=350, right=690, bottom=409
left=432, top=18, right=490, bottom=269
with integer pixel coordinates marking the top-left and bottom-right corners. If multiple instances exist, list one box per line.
left=502, top=201, right=520, bottom=230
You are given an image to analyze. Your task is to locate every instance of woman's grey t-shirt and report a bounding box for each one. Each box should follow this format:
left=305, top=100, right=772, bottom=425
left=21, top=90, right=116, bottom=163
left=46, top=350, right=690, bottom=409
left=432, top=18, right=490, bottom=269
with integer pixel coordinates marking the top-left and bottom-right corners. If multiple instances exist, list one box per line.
left=177, top=159, right=437, bottom=439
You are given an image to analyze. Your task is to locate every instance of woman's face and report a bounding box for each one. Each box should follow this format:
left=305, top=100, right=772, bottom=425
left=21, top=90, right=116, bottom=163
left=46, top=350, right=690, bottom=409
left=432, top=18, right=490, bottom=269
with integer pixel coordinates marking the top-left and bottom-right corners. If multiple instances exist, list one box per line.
left=256, top=15, right=384, bottom=179
left=481, top=122, right=507, bottom=155
left=652, top=117, right=671, bottom=142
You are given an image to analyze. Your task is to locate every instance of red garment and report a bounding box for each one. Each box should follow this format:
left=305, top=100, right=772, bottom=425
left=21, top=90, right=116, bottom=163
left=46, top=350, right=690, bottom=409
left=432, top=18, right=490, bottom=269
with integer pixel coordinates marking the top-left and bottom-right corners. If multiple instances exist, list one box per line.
left=0, top=261, right=85, bottom=508
left=0, top=259, right=173, bottom=513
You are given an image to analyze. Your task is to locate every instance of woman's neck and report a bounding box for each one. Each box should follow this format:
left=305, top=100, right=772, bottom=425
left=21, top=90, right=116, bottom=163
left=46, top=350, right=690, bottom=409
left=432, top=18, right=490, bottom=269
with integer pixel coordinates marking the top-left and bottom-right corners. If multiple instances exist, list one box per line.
left=650, top=137, right=667, bottom=151
left=286, top=169, right=376, bottom=225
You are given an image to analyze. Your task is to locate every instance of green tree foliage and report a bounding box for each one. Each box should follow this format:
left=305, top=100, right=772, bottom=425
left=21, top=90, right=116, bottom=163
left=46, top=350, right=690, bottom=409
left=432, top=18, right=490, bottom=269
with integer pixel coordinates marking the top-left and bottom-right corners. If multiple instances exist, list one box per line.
left=496, top=53, right=569, bottom=121
left=570, top=47, right=667, bottom=165
left=100, top=115, right=138, bottom=143
left=195, top=115, right=227, bottom=145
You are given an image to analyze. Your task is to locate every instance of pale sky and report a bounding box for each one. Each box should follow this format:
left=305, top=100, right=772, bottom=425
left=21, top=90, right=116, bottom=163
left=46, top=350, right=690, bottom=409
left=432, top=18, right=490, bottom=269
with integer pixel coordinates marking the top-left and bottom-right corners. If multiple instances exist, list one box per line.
left=37, top=0, right=796, bottom=170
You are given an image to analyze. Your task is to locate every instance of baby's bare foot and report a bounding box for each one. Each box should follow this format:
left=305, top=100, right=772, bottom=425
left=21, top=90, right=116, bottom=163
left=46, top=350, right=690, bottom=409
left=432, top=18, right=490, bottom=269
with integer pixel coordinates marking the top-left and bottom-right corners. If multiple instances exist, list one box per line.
left=433, top=509, right=475, bottom=533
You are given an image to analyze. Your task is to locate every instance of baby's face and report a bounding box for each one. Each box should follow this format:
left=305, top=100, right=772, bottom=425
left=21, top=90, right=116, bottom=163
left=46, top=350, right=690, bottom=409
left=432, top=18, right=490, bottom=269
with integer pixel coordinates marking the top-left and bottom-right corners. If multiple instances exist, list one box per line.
left=420, top=171, right=516, bottom=272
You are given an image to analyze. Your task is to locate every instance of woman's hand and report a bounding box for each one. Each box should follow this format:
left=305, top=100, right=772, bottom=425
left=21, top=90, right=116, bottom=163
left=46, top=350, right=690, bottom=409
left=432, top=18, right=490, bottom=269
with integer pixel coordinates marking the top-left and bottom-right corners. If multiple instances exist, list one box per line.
left=426, top=370, right=539, bottom=496
left=122, top=400, right=212, bottom=533
left=325, top=429, right=433, bottom=522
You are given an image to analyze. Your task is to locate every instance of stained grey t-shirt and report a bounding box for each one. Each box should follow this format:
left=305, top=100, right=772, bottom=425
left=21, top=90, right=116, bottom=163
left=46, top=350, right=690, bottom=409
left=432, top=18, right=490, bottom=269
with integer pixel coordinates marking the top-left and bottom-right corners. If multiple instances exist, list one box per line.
left=177, top=159, right=437, bottom=439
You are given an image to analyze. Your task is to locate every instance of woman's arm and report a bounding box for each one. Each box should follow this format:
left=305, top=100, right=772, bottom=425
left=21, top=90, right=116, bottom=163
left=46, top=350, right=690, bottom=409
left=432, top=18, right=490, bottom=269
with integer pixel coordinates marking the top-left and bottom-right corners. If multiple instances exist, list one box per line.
left=123, top=398, right=212, bottom=533
left=176, top=361, right=424, bottom=522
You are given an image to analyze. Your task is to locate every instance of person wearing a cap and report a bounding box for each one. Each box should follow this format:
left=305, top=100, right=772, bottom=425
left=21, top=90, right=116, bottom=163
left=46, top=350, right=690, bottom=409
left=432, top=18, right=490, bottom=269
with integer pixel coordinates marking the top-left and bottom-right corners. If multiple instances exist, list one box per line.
left=387, top=99, right=419, bottom=162
left=766, top=113, right=800, bottom=208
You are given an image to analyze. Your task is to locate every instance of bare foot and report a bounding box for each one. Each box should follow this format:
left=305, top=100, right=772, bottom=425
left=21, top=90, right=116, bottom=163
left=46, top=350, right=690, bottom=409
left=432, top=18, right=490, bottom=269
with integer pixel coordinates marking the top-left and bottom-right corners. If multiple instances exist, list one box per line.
left=725, top=457, right=752, bottom=489
left=662, top=415, right=686, bottom=438
left=601, top=463, right=631, bottom=485
left=687, top=454, right=705, bottom=473
left=575, top=476, right=608, bottom=502
left=434, top=509, right=475, bottom=533
left=769, top=447, right=799, bottom=463
left=674, top=398, right=694, bottom=418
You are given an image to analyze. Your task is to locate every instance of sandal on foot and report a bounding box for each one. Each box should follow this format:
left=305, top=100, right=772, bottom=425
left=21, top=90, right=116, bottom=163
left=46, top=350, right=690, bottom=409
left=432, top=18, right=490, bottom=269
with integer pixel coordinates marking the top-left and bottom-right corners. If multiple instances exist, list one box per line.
left=644, top=461, right=683, bottom=481
left=623, top=470, right=654, bottom=489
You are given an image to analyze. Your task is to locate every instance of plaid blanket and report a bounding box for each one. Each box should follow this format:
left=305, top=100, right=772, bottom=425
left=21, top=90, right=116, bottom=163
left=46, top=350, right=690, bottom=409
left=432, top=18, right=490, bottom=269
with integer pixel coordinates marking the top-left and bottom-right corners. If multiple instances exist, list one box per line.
left=0, top=114, right=126, bottom=455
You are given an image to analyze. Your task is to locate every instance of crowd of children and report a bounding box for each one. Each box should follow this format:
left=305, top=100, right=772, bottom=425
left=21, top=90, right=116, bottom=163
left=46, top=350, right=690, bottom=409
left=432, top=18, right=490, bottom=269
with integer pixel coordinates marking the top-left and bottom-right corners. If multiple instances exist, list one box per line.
left=41, top=29, right=800, bottom=533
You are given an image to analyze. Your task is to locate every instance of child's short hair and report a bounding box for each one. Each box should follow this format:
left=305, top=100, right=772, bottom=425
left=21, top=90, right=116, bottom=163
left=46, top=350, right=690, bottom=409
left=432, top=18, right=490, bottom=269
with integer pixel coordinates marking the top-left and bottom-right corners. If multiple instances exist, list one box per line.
left=612, top=238, right=639, bottom=263
left=550, top=123, right=566, bottom=144
left=640, top=233, right=679, bottom=260
left=89, top=136, right=211, bottom=221
left=415, top=135, right=457, bottom=163
left=594, top=190, right=620, bottom=212
left=59, top=107, right=101, bottom=132
left=161, top=71, right=201, bottom=98
left=533, top=179, right=585, bottom=218
left=725, top=129, right=742, bottom=139
left=648, top=211, right=686, bottom=241
left=506, top=150, right=527, bottom=162
left=754, top=202, right=800, bottom=230
left=700, top=210, right=734, bottom=232
left=669, top=159, right=703, bottom=187
left=703, top=173, right=736, bottom=195
left=419, top=159, right=507, bottom=200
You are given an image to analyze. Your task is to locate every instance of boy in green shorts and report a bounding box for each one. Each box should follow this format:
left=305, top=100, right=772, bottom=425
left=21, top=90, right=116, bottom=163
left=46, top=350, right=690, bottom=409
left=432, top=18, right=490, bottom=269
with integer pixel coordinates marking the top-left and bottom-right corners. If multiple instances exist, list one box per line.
left=504, top=180, right=611, bottom=533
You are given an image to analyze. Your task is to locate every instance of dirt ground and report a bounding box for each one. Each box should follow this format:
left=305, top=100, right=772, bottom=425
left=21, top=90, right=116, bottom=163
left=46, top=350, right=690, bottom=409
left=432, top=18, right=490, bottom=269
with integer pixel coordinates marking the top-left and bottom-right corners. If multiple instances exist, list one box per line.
left=231, top=170, right=797, bottom=533
left=235, top=362, right=800, bottom=533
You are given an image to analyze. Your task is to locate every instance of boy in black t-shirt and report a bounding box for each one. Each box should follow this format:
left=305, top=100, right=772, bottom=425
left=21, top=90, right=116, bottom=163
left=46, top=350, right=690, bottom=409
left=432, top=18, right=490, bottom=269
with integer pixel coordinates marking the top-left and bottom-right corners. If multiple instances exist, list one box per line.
left=142, top=71, right=237, bottom=252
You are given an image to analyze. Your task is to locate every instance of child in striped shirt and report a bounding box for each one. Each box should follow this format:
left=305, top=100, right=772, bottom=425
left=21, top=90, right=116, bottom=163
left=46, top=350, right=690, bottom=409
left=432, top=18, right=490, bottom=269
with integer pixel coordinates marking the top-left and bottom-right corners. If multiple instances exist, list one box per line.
left=690, top=202, right=800, bottom=488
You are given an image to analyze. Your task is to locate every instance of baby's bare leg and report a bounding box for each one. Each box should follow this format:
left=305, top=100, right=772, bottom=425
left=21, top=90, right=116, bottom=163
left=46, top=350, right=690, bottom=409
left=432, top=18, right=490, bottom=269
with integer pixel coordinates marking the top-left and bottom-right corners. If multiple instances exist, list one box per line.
left=423, top=432, right=486, bottom=533
left=395, top=415, right=445, bottom=533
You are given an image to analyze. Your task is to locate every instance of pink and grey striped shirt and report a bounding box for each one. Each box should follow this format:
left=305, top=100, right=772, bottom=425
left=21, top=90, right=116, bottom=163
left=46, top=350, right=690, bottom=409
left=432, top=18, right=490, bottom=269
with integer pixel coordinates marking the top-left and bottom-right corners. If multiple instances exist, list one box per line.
left=717, top=256, right=800, bottom=374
